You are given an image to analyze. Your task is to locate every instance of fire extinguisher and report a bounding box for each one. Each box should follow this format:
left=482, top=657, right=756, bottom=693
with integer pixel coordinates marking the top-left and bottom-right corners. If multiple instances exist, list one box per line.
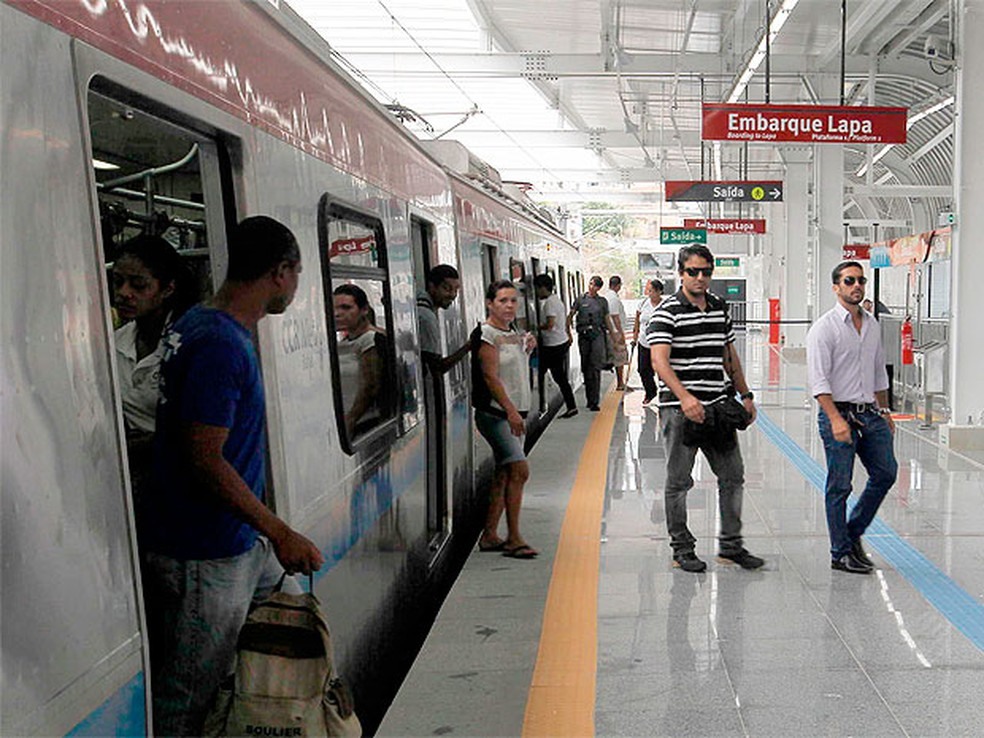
left=901, top=316, right=914, bottom=366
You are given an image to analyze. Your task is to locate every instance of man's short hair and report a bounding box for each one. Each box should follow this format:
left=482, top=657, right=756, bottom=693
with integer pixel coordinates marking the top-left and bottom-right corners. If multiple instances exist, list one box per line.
left=426, top=264, right=459, bottom=286
left=590, top=275, right=604, bottom=288
left=533, top=273, right=554, bottom=291
left=677, top=244, right=714, bottom=272
left=225, top=216, right=300, bottom=282
left=832, top=260, right=863, bottom=284
left=609, top=275, right=622, bottom=288
left=649, top=278, right=664, bottom=293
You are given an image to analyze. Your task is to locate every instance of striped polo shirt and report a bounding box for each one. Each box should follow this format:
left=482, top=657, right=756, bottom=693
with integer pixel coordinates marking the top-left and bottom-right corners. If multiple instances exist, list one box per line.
left=646, top=288, right=735, bottom=407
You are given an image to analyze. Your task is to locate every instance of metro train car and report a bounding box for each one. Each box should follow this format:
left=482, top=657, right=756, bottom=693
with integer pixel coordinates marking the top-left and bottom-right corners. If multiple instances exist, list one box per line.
left=0, top=1, right=583, bottom=734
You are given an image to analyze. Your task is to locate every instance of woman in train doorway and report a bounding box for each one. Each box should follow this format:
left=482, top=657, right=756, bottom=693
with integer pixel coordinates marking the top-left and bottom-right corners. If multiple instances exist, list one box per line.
left=473, top=280, right=538, bottom=559
left=113, top=234, right=198, bottom=500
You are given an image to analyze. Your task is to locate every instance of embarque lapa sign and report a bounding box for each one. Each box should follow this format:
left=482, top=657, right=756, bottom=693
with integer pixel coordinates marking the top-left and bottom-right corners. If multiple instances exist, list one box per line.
left=702, top=103, right=908, bottom=144
left=666, top=181, right=783, bottom=203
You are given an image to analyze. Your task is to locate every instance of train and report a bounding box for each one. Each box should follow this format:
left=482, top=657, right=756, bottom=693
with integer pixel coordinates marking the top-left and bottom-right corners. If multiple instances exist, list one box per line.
left=0, top=1, right=584, bottom=735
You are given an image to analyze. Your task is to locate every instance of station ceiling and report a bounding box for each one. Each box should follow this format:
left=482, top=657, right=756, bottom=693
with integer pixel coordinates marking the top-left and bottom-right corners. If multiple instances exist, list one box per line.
left=288, top=0, right=955, bottom=229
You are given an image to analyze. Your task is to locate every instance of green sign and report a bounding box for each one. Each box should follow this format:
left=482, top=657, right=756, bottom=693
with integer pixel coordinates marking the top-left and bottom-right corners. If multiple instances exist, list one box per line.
left=715, top=257, right=740, bottom=267
left=660, top=227, right=706, bottom=245
left=726, top=285, right=741, bottom=295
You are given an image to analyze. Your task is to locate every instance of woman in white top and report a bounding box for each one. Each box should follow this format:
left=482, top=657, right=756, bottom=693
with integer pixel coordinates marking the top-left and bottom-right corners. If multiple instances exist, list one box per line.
left=333, top=284, right=383, bottom=439
left=112, top=234, right=197, bottom=494
left=473, top=280, right=538, bottom=558
left=632, top=278, right=664, bottom=405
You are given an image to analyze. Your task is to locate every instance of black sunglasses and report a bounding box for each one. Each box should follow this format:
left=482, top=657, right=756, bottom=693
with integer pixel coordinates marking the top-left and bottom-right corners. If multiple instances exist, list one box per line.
left=840, top=276, right=867, bottom=286
left=683, top=267, right=714, bottom=277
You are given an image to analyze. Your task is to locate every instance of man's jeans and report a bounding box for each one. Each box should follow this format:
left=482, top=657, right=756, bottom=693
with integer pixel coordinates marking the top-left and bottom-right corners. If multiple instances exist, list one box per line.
left=660, top=407, right=746, bottom=556
left=143, top=538, right=300, bottom=737
left=818, top=409, right=898, bottom=559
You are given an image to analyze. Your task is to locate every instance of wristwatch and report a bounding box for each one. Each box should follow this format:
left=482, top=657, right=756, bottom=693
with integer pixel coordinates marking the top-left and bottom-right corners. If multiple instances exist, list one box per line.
left=740, top=391, right=754, bottom=401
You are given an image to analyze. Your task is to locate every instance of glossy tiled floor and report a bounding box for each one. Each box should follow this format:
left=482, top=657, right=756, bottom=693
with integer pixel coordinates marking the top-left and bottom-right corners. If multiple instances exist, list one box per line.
left=379, top=331, right=984, bottom=737
left=598, top=335, right=984, bottom=737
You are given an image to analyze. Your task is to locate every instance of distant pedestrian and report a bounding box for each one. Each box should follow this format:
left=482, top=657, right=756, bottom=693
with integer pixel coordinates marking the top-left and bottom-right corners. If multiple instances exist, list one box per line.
left=568, top=275, right=610, bottom=411
left=473, top=280, right=538, bottom=558
left=632, top=278, right=663, bottom=406
left=601, top=275, right=629, bottom=390
left=142, top=216, right=325, bottom=736
left=807, top=261, right=897, bottom=574
left=533, top=273, right=577, bottom=418
left=649, top=245, right=763, bottom=573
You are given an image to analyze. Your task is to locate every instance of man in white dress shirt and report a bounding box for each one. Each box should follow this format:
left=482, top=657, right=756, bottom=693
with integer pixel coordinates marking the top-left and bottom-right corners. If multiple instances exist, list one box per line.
left=806, top=260, right=898, bottom=574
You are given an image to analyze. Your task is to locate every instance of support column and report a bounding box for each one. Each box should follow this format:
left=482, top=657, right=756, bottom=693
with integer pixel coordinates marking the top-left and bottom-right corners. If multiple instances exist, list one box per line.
left=945, top=0, right=984, bottom=447
left=780, top=149, right=810, bottom=347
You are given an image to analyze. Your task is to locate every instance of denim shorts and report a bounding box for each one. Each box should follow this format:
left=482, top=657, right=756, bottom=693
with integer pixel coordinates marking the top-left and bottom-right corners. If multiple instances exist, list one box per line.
left=476, top=409, right=527, bottom=465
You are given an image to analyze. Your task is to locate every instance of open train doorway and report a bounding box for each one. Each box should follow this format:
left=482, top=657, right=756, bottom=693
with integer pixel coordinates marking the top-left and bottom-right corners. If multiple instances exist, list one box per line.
left=411, top=215, right=451, bottom=553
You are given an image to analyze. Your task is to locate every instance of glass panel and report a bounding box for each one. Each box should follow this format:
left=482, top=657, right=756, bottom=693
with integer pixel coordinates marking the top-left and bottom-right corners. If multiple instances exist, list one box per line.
left=327, top=219, right=379, bottom=269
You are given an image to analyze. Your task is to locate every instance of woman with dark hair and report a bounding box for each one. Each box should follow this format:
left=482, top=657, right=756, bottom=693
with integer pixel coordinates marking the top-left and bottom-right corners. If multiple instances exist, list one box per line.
left=113, top=233, right=198, bottom=439
left=333, top=283, right=382, bottom=438
left=473, top=280, right=538, bottom=559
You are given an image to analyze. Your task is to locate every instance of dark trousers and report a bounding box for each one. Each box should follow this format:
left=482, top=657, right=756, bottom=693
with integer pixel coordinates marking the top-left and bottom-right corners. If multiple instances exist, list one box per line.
left=637, top=343, right=658, bottom=401
left=578, top=332, right=606, bottom=408
left=539, top=341, right=576, bottom=411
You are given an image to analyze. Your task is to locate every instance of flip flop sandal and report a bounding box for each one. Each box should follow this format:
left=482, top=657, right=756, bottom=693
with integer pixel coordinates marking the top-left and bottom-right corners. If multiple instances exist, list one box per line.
left=502, top=545, right=538, bottom=559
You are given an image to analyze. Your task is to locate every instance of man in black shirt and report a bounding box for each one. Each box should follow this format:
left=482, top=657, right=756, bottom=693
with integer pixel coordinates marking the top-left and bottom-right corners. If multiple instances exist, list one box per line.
left=648, top=245, right=763, bottom=573
left=567, top=275, right=610, bottom=411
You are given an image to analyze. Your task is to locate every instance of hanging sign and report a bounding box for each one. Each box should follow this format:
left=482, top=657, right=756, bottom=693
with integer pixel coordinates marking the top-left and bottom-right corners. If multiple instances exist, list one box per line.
left=666, top=181, right=782, bottom=202
left=684, top=218, right=766, bottom=234
left=843, top=244, right=871, bottom=260
left=660, top=228, right=707, bottom=245
left=702, top=103, right=908, bottom=144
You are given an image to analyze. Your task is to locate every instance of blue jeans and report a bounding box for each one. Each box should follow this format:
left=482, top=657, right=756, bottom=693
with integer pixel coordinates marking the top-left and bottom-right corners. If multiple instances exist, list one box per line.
left=660, top=407, right=746, bottom=556
left=143, top=538, right=300, bottom=737
left=818, top=409, right=898, bottom=559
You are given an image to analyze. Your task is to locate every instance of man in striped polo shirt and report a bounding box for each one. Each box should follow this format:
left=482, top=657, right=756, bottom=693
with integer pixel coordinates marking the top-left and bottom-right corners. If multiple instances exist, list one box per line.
left=647, top=245, right=764, bottom=573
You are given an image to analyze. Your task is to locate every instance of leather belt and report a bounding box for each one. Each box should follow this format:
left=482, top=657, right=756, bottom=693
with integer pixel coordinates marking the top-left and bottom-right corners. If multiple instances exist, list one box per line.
left=834, top=401, right=878, bottom=414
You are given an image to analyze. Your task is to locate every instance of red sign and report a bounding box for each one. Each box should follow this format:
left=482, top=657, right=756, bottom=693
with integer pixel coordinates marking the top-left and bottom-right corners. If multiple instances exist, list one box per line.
left=702, top=104, right=908, bottom=144
left=843, top=243, right=871, bottom=260
left=684, top=218, right=766, bottom=235
left=330, top=235, right=375, bottom=258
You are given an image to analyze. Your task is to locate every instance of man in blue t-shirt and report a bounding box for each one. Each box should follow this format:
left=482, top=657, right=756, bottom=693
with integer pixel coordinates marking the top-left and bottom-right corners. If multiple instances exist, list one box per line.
left=142, top=216, right=324, bottom=737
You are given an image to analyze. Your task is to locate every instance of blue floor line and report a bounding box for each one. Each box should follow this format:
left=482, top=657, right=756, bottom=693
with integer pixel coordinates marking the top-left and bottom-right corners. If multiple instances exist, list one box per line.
left=756, top=409, right=984, bottom=652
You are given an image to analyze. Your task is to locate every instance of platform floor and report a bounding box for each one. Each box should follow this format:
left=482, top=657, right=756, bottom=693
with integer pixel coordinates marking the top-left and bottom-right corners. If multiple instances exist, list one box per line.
left=378, top=333, right=984, bottom=737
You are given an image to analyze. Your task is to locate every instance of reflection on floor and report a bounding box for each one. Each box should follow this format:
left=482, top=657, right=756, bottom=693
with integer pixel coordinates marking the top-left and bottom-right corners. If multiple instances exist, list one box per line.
left=598, top=334, right=984, bottom=737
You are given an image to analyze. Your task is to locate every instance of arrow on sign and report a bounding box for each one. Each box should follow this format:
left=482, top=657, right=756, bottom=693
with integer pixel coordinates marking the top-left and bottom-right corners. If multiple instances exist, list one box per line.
left=770, top=188, right=781, bottom=199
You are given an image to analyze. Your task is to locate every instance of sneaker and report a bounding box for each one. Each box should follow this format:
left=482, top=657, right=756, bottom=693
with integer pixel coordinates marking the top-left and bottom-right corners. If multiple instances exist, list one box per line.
left=717, top=549, right=765, bottom=570
left=672, top=552, right=707, bottom=573
left=560, top=408, right=579, bottom=419
left=851, top=538, right=874, bottom=569
left=588, top=404, right=600, bottom=412
left=831, top=552, right=872, bottom=574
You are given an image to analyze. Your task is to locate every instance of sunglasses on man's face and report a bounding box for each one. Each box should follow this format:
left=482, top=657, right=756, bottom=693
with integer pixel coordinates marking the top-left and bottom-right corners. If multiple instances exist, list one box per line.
left=683, top=267, right=714, bottom=278
left=840, top=276, right=867, bottom=286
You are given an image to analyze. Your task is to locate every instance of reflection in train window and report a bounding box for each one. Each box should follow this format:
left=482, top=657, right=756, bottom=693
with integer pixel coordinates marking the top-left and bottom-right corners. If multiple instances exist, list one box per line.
left=319, top=198, right=397, bottom=453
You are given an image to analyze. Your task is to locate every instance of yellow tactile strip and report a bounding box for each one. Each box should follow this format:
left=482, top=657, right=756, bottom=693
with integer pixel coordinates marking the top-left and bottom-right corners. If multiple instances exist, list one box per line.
left=522, top=387, right=620, bottom=738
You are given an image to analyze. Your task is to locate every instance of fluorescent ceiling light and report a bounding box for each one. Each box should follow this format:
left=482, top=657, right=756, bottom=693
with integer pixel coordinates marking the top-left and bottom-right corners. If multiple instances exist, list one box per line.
left=726, top=0, right=801, bottom=103
left=93, top=158, right=120, bottom=171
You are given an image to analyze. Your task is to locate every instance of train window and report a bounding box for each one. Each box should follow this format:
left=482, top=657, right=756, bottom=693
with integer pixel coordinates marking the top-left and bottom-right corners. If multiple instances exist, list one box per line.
left=319, top=198, right=398, bottom=453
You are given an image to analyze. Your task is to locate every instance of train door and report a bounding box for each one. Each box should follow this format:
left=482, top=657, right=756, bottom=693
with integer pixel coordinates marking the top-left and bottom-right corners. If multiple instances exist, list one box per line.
left=482, top=243, right=498, bottom=288
left=530, top=257, right=547, bottom=414
left=411, top=215, right=450, bottom=550
left=86, top=80, right=230, bottom=716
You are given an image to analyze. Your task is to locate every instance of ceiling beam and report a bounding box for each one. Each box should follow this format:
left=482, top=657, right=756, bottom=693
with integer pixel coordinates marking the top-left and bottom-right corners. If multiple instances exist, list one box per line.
left=844, top=184, right=952, bottom=198
left=455, top=129, right=704, bottom=149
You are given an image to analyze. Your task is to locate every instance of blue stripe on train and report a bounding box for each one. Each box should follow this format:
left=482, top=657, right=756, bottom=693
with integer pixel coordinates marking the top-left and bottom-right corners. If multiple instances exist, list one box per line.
left=67, top=672, right=145, bottom=737
left=757, top=409, right=984, bottom=652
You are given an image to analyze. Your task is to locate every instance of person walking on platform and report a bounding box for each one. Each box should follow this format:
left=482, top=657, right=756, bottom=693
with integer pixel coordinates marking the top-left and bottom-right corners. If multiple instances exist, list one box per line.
left=632, top=278, right=664, bottom=406
left=473, top=280, right=538, bottom=558
left=141, top=216, right=325, bottom=736
left=534, top=273, right=577, bottom=418
left=417, top=264, right=471, bottom=375
left=807, top=260, right=898, bottom=574
left=649, top=245, right=764, bottom=573
left=602, top=275, right=629, bottom=390
left=568, top=275, right=610, bottom=411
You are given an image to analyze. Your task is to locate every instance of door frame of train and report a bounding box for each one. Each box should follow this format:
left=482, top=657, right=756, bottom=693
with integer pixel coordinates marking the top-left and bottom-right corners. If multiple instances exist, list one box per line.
left=409, top=208, right=454, bottom=557
left=73, top=40, right=241, bottom=723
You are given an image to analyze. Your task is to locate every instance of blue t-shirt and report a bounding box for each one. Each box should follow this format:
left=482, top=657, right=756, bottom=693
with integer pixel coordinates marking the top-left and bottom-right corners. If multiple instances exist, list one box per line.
left=143, top=306, right=266, bottom=560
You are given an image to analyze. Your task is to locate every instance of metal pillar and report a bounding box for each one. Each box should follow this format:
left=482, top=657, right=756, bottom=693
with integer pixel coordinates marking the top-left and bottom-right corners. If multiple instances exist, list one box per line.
left=781, top=148, right=810, bottom=346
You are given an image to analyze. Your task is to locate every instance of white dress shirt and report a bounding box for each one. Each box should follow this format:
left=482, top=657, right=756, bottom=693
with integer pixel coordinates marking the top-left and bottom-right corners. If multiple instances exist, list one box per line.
left=806, top=302, right=889, bottom=403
